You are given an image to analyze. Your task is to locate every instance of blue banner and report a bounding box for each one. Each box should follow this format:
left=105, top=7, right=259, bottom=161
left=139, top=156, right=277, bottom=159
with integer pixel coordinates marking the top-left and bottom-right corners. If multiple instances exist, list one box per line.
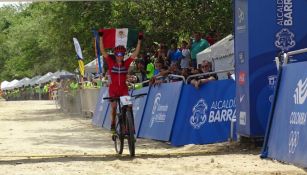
left=92, top=30, right=102, bottom=74
left=102, top=105, right=111, bottom=130
left=131, top=87, right=150, bottom=137
left=171, top=80, right=236, bottom=146
left=138, top=82, right=183, bottom=141
left=92, top=87, right=109, bottom=127
left=263, top=62, right=307, bottom=167
left=235, top=0, right=307, bottom=137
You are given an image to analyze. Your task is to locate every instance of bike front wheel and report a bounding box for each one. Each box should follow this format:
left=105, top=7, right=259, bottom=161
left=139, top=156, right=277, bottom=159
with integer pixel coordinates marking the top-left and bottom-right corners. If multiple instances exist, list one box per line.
left=126, top=111, right=135, bottom=157
left=114, top=119, right=124, bottom=154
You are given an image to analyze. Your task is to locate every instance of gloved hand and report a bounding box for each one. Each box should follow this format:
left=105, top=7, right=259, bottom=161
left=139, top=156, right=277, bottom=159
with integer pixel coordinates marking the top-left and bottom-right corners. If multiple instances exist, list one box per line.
left=138, top=32, right=144, bottom=40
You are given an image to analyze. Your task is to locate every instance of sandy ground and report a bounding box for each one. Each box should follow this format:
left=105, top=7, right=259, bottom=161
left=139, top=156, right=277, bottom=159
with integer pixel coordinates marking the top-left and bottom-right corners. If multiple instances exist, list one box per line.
left=0, top=100, right=306, bottom=175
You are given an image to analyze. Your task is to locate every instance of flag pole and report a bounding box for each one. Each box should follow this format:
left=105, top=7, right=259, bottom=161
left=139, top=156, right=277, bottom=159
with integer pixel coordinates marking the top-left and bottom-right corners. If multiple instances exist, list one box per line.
left=93, top=37, right=98, bottom=73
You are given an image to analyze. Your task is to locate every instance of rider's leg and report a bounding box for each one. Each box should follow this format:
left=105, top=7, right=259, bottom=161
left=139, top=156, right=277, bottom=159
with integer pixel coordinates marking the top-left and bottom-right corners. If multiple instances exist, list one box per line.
left=111, top=101, right=117, bottom=132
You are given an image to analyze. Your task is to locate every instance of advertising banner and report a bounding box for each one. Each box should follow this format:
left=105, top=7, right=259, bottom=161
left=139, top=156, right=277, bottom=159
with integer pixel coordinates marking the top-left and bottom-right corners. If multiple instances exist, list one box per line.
left=263, top=62, right=307, bottom=167
left=131, top=87, right=150, bottom=136
left=92, top=87, right=109, bottom=127
left=171, top=80, right=236, bottom=146
left=138, top=81, right=183, bottom=141
left=235, top=0, right=307, bottom=137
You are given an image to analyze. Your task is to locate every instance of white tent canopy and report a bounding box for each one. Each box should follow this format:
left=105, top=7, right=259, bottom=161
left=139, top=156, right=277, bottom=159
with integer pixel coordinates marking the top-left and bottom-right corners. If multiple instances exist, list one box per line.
left=35, top=72, right=53, bottom=84
left=85, top=59, right=98, bottom=74
left=28, top=76, right=42, bottom=86
left=0, top=81, right=9, bottom=90
left=83, top=57, right=105, bottom=75
left=13, top=77, right=30, bottom=88
left=5, top=79, right=19, bottom=90
left=197, top=34, right=234, bottom=79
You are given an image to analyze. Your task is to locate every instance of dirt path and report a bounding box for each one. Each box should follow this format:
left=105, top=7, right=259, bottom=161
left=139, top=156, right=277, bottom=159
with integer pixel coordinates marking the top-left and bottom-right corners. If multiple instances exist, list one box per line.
left=0, top=100, right=305, bottom=175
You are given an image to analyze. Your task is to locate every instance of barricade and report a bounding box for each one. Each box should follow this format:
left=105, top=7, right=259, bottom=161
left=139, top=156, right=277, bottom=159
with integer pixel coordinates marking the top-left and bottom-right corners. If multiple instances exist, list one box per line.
left=92, top=87, right=109, bottom=127
left=57, top=90, right=65, bottom=110
left=80, top=88, right=100, bottom=117
left=57, top=90, right=82, bottom=115
left=93, top=73, right=236, bottom=146
left=171, top=80, right=236, bottom=146
left=65, top=90, right=82, bottom=115
left=138, top=81, right=183, bottom=141
left=132, top=86, right=150, bottom=136
left=235, top=0, right=307, bottom=138
left=262, top=49, right=307, bottom=167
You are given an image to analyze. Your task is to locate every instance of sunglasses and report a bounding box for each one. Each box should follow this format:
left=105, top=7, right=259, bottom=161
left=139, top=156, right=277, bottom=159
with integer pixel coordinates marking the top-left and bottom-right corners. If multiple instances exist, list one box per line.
left=115, top=52, right=124, bottom=57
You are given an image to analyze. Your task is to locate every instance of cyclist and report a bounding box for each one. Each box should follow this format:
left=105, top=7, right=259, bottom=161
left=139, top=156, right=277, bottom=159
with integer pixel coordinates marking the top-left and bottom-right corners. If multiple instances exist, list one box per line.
left=99, top=30, right=143, bottom=133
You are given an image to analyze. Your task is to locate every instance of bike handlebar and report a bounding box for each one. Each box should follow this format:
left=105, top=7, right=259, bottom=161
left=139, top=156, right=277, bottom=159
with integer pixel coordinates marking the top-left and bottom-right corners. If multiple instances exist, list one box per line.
left=103, top=93, right=148, bottom=101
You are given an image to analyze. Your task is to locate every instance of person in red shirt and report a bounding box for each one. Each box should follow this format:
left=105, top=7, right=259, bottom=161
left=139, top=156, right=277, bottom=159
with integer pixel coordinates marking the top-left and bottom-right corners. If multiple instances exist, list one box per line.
left=99, top=31, right=143, bottom=132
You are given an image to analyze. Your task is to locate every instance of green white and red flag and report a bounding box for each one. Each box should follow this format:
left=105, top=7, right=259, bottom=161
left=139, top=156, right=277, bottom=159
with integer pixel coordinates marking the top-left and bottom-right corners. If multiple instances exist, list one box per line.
left=99, top=28, right=138, bottom=49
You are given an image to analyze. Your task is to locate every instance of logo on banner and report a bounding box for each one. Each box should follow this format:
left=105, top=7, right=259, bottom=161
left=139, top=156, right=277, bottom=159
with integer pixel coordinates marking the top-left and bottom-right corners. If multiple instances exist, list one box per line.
left=239, top=111, right=246, bottom=125
left=268, top=75, right=277, bottom=89
left=132, top=98, right=140, bottom=112
left=289, top=131, right=299, bottom=154
left=190, top=98, right=236, bottom=129
left=275, top=28, right=296, bottom=51
left=150, top=93, right=168, bottom=128
left=190, top=99, right=208, bottom=129
left=239, top=94, right=245, bottom=103
left=239, top=51, right=245, bottom=64
left=238, top=8, right=244, bottom=24
left=236, top=7, right=246, bottom=31
left=294, top=78, right=307, bottom=105
left=239, top=71, right=246, bottom=85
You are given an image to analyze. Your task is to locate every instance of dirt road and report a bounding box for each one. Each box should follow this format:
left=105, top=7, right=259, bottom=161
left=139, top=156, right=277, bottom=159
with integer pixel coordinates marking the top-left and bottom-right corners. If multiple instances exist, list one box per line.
left=0, top=100, right=305, bottom=175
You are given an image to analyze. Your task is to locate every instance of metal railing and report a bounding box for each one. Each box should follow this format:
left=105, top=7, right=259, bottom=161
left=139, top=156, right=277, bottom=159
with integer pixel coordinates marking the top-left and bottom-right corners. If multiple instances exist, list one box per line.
left=167, top=74, right=186, bottom=82
left=283, top=48, right=307, bottom=65
left=185, top=68, right=235, bottom=84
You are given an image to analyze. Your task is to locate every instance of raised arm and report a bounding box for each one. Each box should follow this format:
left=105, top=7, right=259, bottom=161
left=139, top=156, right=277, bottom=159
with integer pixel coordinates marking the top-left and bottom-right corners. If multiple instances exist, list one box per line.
left=98, top=31, right=109, bottom=58
left=130, top=32, right=143, bottom=59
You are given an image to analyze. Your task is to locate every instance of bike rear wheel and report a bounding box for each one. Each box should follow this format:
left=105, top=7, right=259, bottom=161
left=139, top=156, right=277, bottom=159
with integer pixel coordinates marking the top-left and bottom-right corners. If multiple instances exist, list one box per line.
left=126, top=111, right=135, bottom=157
left=114, top=118, right=124, bottom=154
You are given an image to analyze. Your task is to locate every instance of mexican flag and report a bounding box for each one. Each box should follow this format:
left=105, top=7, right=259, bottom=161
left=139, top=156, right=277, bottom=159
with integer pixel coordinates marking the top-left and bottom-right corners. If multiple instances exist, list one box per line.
left=99, top=28, right=138, bottom=49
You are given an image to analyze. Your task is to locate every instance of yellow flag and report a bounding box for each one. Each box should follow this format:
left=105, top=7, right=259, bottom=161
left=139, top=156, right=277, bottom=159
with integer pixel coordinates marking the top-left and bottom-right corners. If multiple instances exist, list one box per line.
left=78, top=60, right=85, bottom=77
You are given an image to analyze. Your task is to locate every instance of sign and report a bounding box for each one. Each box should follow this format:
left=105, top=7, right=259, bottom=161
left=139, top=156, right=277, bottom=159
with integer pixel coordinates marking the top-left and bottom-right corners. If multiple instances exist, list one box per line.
left=92, top=87, right=109, bottom=127
left=263, top=62, right=307, bottom=167
left=171, top=80, right=236, bottom=146
left=131, top=87, right=150, bottom=137
left=138, top=82, right=183, bottom=141
left=235, top=0, right=307, bottom=137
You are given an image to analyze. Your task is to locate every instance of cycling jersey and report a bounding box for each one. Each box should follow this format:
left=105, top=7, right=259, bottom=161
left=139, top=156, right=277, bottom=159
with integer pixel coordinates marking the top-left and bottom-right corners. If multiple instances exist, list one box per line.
left=106, top=55, right=134, bottom=97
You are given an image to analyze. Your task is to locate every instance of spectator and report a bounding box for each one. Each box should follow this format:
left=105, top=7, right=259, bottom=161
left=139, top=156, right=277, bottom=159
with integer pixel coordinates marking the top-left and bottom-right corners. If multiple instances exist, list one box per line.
left=135, top=59, right=147, bottom=82
left=190, top=60, right=217, bottom=89
left=181, top=68, right=191, bottom=79
left=190, top=32, right=210, bottom=68
left=205, top=32, right=216, bottom=46
left=180, top=40, right=191, bottom=69
left=167, top=43, right=182, bottom=66
left=141, top=52, right=155, bottom=80
left=168, top=63, right=182, bottom=82
left=153, top=59, right=164, bottom=76
left=157, top=43, right=169, bottom=66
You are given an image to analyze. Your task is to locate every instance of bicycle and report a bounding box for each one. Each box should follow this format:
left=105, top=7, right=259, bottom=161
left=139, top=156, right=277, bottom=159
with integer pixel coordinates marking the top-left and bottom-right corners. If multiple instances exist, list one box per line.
left=103, top=93, right=147, bottom=157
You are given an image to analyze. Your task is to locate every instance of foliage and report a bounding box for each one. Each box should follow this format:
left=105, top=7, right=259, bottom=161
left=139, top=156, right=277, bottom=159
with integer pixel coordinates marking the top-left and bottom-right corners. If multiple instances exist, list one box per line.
left=0, top=0, right=233, bottom=81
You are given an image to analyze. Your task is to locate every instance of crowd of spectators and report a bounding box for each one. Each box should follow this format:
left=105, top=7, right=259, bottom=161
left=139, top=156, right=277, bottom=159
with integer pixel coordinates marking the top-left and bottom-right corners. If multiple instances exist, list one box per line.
left=1, top=31, right=228, bottom=100
left=121, top=32, right=221, bottom=89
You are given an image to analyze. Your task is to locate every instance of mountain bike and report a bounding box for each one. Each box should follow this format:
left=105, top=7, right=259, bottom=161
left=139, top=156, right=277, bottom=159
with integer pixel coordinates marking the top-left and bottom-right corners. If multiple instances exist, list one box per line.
left=103, top=93, right=147, bottom=157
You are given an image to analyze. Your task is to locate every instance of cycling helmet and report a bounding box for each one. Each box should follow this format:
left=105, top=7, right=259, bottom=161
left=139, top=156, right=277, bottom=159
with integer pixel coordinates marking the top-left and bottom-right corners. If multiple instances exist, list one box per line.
left=114, top=45, right=126, bottom=53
